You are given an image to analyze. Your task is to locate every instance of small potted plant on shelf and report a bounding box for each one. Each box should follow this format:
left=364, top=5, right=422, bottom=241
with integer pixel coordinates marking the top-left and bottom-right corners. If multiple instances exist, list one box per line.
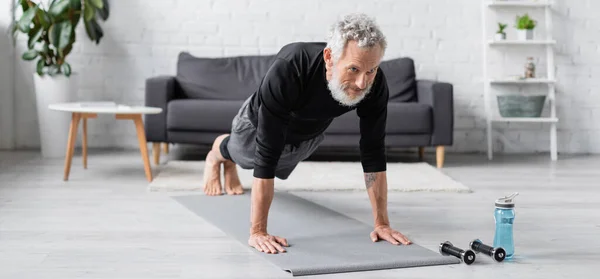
left=496, top=22, right=507, bottom=40
left=515, top=13, right=536, bottom=40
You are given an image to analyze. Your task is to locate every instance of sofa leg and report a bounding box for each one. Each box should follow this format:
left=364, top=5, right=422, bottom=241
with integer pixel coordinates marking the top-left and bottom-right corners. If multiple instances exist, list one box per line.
left=162, top=143, right=169, bottom=154
left=153, top=142, right=161, bottom=165
left=418, top=147, right=425, bottom=160
left=436, top=146, right=445, bottom=168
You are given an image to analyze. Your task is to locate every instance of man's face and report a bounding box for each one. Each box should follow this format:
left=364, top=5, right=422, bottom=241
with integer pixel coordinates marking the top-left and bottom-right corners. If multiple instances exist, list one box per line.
left=325, top=40, right=383, bottom=107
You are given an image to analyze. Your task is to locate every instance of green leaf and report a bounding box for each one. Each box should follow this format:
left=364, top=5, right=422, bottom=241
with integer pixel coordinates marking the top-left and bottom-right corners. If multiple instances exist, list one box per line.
left=98, top=0, right=110, bottom=20
left=48, top=23, right=59, bottom=50
left=89, top=0, right=103, bottom=9
left=49, top=0, right=71, bottom=18
left=70, top=6, right=82, bottom=29
left=11, top=22, right=19, bottom=41
left=36, top=58, right=45, bottom=76
left=91, top=19, right=103, bottom=43
left=84, top=0, right=95, bottom=21
left=22, top=49, right=38, bottom=60
left=83, top=19, right=104, bottom=44
left=35, top=8, right=52, bottom=29
left=28, top=26, right=43, bottom=49
left=48, top=65, right=60, bottom=76
left=49, top=21, right=73, bottom=56
left=19, top=0, right=29, bottom=12
left=58, top=21, right=73, bottom=50
left=17, top=4, right=38, bottom=33
left=70, top=0, right=82, bottom=9
left=63, top=32, right=76, bottom=57
left=83, top=17, right=97, bottom=42
left=61, top=63, right=72, bottom=77
left=36, top=40, right=50, bottom=57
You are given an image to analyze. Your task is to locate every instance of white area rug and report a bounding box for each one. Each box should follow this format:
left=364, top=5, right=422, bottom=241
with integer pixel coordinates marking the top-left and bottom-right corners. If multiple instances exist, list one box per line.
left=148, top=160, right=471, bottom=193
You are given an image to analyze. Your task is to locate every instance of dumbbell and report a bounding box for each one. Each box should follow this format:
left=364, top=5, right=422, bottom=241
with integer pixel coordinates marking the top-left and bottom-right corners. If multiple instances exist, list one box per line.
left=469, top=239, right=506, bottom=262
left=439, top=241, right=476, bottom=265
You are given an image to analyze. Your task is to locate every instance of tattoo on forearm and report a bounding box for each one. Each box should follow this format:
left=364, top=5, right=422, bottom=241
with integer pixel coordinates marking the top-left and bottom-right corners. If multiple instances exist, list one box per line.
left=365, top=173, right=377, bottom=189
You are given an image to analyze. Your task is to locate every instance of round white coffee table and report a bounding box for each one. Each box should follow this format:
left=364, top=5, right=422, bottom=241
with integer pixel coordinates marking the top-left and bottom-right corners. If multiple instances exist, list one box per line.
left=49, top=102, right=162, bottom=182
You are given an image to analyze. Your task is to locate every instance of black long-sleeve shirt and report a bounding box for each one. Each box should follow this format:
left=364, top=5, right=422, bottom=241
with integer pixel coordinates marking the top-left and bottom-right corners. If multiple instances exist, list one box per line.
left=246, top=42, right=389, bottom=179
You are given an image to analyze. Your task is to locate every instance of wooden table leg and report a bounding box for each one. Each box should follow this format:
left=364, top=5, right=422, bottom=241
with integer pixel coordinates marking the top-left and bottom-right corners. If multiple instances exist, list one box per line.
left=81, top=113, right=97, bottom=170
left=116, top=113, right=153, bottom=182
left=64, top=113, right=82, bottom=181
left=83, top=117, right=87, bottom=169
left=134, top=115, right=153, bottom=182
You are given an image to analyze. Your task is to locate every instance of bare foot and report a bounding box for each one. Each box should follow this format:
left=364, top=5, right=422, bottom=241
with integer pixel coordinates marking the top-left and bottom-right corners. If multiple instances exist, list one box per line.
left=224, top=161, right=244, bottom=195
left=203, top=150, right=223, bottom=196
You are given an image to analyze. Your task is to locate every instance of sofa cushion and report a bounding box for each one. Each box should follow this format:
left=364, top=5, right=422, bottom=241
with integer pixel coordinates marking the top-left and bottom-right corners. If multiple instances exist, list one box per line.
left=167, top=99, right=244, bottom=132
left=176, top=52, right=277, bottom=100
left=379, top=57, right=417, bottom=102
left=325, top=103, right=432, bottom=134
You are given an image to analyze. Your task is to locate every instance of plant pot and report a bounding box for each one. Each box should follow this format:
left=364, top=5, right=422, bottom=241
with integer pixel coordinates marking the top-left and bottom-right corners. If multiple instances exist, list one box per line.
left=495, top=33, right=506, bottom=40
left=517, top=29, right=533, bottom=40
left=33, top=73, right=79, bottom=158
left=497, top=95, right=546, bottom=118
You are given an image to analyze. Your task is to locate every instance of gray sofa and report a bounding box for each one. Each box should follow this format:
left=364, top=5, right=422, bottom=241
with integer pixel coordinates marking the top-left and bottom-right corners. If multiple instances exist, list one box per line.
left=144, top=51, right=454, bottom=168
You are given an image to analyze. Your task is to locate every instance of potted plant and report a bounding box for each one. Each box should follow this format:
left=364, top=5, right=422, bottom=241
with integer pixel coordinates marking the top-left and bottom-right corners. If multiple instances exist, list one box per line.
left=515, top=13, right=536, bottom=40
left=495, top=22, right=507, bottom=40
left=11, top=0, right=109, bottom=158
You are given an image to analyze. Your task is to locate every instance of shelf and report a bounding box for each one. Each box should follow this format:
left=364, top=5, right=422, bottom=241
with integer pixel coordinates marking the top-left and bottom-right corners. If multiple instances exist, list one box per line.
left=483, top=0, right=558, bottom=161
left=490, top=78, right=556, bottom=84
left=492, top=117, right=558, bottom=123
left=487, top=1, right=551, bottom=8
left=489, top=40, right=556, bottom=45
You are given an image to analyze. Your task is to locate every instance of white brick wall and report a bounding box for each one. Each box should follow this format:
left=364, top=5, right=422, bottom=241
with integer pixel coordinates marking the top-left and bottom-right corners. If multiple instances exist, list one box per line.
left=0, top=0, right=14, bottom=149
left=8, top=0, right=600, bottom=154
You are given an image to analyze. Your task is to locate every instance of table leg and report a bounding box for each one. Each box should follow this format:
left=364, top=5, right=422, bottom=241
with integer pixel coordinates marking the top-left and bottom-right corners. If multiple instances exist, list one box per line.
left=116, top=113, right=153, bottom=182
left=134, top=115, right=153, bottom=182
left=64, top=112, right=82, bottom=181
left=83, top=117, right=88, bottom=169
left=81, top=113, right=97, bottom=170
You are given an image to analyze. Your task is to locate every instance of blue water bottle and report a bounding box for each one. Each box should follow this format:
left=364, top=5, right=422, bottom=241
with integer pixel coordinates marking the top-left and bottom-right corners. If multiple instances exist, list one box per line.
left=493, top=192, right=518, bottom=260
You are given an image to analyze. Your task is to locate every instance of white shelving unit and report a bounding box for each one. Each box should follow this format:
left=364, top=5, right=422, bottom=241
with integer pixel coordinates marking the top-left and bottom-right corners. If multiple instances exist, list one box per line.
left=481, top=0, right=558, bottom=161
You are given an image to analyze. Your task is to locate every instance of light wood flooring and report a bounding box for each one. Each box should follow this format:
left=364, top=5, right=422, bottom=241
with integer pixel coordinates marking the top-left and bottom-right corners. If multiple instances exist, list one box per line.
left=1, top=146, right=599, bottom=278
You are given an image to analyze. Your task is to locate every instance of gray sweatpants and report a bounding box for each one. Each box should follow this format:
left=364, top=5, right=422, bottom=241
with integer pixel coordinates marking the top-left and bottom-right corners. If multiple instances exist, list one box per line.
left=225, top=97, right=324, bottom=180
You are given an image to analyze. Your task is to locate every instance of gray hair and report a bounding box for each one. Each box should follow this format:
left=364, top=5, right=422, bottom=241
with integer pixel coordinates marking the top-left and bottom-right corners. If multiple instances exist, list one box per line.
left=326, top=13, right=387, bottom=61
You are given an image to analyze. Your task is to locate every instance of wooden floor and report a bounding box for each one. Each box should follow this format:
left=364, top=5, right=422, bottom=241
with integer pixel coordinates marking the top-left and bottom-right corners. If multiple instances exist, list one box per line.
left=1, top=147, right=599, bottom=279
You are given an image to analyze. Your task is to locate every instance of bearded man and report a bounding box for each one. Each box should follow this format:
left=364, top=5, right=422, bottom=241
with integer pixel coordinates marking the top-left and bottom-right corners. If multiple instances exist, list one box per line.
left=201, top=13, right=413, bottom=254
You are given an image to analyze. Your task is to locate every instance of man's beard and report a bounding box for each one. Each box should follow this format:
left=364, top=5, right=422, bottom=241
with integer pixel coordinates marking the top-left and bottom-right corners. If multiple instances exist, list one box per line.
left=327, top=67, right=373, bottom=107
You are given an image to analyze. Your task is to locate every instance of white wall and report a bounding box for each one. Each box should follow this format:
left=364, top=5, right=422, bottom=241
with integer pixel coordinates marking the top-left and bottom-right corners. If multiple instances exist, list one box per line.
left=10, top=0, right=600, bottom=154
left=0, top=0, right=14, bottom=149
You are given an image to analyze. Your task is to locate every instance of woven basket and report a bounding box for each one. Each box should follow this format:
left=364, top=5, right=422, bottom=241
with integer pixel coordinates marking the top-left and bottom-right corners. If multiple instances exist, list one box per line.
left=497, top=95, right=546, bottom=117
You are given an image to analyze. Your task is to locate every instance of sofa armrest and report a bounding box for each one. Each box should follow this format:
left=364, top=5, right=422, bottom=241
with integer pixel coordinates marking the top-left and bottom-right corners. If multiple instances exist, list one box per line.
left=416, top=80, right=454, bottom=146
left=144, top=76, right=178, bottom=143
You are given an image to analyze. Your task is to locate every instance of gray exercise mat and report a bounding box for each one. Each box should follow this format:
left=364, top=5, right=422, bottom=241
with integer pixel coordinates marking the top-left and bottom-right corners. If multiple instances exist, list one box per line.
left=173, top=192, right=460, bottom=276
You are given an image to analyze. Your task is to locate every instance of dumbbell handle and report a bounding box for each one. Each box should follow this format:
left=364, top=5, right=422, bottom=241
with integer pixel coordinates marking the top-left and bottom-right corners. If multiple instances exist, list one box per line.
left=471, top=241, right=495, bottom=255
left=443, top=244, right=466, bottom=257
left=470, top=239, right=505, bottom=262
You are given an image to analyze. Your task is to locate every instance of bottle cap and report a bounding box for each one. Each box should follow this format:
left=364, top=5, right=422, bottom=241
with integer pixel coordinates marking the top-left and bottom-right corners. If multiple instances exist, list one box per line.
left=495, top=192, right=519, bottom=208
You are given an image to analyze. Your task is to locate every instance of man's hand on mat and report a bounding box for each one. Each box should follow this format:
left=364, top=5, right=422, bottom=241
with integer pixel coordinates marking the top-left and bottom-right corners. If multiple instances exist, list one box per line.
left=248, top=232, right=289, bottom=254
left=370, top=225, right=412, bottom=245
